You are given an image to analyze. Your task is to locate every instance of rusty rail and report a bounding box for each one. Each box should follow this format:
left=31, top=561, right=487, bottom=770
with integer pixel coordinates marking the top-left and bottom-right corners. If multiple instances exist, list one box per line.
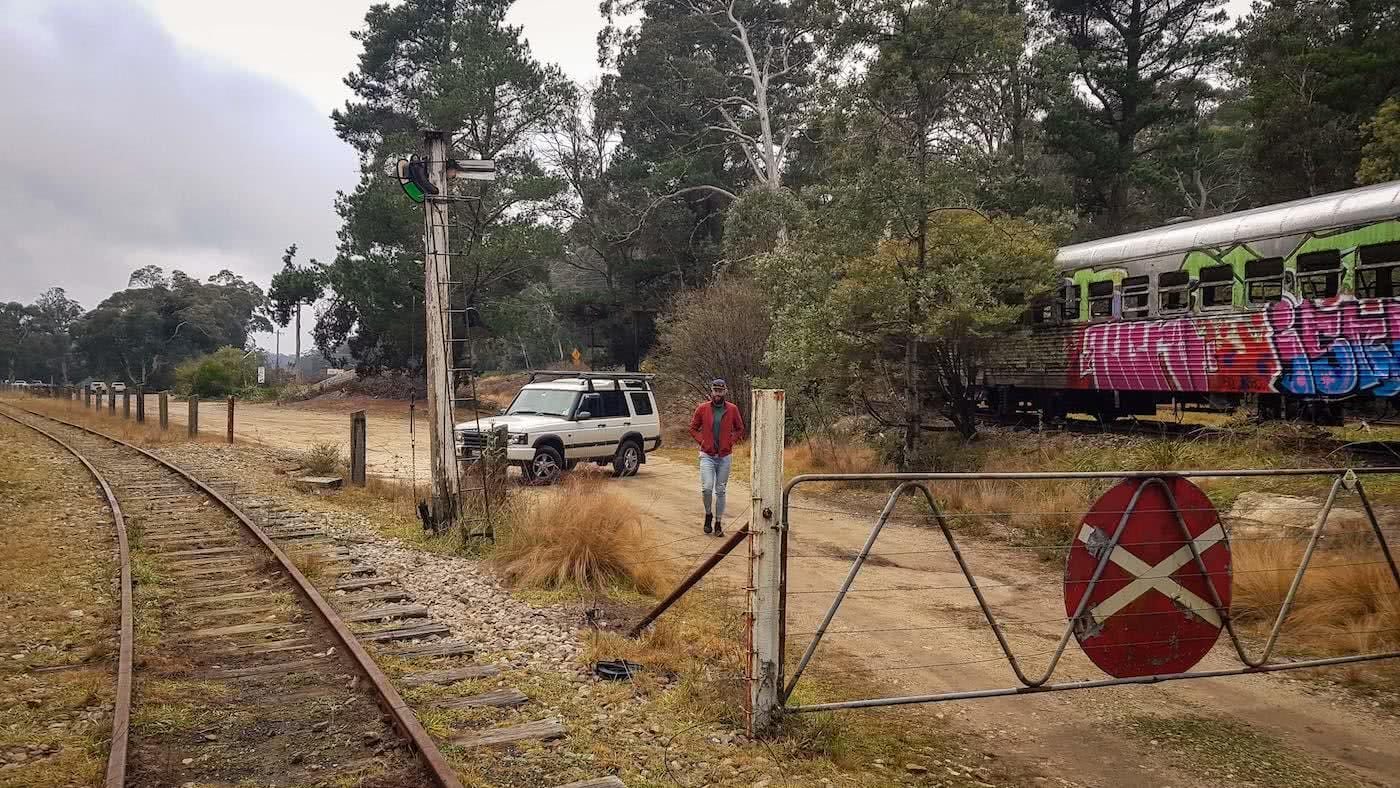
left=628, top=525, right=750, bottom=638
left=0, top=409, right=134, bottom=788
left=2, top=404, right=463, bottom=788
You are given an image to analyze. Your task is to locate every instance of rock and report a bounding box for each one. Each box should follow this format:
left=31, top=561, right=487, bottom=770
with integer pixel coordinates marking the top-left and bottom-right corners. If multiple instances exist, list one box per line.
left=181, top=758, right=194, bottom=765
left=906, top=764, right=928, bottom=774
left=1227, top=492, right=1369, bottom=536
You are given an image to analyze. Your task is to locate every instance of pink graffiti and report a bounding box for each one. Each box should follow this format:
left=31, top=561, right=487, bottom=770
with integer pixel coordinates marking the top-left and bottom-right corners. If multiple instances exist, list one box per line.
left=1078, top=319, right=1215, bottom=392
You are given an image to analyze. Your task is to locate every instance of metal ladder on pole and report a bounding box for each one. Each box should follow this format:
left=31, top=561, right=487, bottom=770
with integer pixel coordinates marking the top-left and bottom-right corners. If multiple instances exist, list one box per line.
left=424, top=191, right=496, bottom=542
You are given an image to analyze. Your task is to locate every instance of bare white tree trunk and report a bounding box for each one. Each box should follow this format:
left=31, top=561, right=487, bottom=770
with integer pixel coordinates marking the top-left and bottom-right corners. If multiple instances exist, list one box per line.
left=689, top=0, right=802, bottom=194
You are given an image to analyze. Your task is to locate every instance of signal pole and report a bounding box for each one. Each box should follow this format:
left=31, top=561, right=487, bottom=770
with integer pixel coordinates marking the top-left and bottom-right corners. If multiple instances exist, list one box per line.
left=422, top=129, right=461, bottom=530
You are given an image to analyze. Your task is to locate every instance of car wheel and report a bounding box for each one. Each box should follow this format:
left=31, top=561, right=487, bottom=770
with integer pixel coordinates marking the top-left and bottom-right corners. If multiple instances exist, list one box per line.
left=526, top=446, right=565, bottom=485
left=613, top=441, right=642, bottom=478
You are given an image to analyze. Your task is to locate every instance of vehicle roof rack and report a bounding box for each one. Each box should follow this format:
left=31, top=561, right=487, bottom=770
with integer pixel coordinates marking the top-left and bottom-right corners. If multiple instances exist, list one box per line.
left=526, top=370, right=656, bottom=391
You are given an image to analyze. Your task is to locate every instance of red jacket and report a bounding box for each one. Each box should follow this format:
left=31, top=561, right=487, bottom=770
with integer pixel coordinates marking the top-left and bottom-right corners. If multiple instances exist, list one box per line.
left=690, top=400, right=745, bottom=457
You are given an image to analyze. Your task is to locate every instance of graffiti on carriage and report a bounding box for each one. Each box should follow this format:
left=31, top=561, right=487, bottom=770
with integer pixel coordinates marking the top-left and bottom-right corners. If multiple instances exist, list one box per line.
left=1074, top=295, right=1400, bottom=398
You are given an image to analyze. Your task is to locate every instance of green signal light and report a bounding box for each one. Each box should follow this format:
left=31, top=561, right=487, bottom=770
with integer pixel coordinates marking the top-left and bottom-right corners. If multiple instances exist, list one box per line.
left=396, top=158, right=433, bottom=204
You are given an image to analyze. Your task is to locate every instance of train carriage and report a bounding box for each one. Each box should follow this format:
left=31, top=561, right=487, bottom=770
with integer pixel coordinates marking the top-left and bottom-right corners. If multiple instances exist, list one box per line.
left=983, top=180, right=1400, bottom=423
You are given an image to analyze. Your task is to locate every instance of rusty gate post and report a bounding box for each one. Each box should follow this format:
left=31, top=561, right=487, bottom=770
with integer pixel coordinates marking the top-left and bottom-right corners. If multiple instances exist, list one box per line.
left=158, top=392, right=169, bottom=431
left=123, top=390, right=130, bottom=420
left=748, top=389, right=786, bottom=737
left=188, top=397, right=198, bottom=437
left=226, top=396, right=235, bottom=444
left=135, top=388, right=145, bottom=423
left=350, top=410, right=367, bottom=487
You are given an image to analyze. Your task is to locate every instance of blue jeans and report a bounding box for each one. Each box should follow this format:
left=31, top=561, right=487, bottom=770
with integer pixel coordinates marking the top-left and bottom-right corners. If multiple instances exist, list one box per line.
left=699, top=453, right=733, bottom=519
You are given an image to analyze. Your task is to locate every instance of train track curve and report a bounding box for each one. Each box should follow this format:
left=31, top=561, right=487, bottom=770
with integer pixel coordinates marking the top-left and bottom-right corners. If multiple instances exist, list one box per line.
left=0, top=403, right=463, bottom=788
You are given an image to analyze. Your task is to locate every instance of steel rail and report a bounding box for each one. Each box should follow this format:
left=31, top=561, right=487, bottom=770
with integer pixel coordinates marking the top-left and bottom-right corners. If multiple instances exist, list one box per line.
left=2, top=404, right=463, bottom=788
left=0, top=409, right=134, bottom=788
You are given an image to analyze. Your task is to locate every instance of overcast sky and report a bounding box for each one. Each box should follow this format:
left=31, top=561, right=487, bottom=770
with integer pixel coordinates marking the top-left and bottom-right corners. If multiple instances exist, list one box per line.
left=0, top=0, right=606, bottom=354
left=1, top=0, right=1251, bottom=356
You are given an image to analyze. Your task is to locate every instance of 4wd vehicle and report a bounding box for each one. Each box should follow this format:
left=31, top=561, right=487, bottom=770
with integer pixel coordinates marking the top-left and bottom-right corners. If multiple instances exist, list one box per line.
left=455, top=371, right=661, bottom=485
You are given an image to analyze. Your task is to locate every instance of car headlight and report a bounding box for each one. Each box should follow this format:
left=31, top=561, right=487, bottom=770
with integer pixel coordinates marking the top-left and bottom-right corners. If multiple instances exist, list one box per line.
left=510, top=433, right=528, bottom=445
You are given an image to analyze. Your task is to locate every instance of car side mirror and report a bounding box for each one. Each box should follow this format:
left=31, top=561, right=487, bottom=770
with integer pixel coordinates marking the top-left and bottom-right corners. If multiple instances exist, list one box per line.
left=575, top=411, right=592, bottom=420
left=497, top=408, right=507, bottom=416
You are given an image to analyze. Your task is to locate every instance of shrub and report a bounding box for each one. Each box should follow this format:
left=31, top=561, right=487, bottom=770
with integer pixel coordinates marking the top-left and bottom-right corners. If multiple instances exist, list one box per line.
left=173, top=347, right=259, bottom=398
left=302, top=441, right=343, bottom=476
left=494, top=481, right=672, bottom=594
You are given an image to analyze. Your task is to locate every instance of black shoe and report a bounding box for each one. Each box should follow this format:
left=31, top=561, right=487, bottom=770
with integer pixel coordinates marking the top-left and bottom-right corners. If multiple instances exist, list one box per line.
left=704, top=514, right=713, bottom=535
left=714, top=521, right=724, bottom=537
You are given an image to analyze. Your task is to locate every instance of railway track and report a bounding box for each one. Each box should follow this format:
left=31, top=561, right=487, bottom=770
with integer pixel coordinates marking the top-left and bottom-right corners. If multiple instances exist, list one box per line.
left=0, top=404, right=462, bottom=788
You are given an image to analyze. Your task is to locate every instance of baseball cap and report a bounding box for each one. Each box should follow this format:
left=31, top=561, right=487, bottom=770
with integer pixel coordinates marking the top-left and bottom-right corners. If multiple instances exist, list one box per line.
left=711, top=379, right=727, bottom=388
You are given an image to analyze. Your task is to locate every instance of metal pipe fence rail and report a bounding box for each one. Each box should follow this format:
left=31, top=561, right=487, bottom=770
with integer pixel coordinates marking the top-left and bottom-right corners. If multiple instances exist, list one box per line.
left=772, top=468, right=1400, bottom=717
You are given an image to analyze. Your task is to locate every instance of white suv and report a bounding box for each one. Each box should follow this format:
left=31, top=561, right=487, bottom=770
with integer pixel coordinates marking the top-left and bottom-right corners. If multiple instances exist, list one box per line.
left=455, top=372, right=662, bottom=484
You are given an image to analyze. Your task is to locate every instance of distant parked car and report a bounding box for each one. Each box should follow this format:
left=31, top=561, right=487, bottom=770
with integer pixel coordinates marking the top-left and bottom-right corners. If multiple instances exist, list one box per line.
left=112, top=382, right=127, bottom=393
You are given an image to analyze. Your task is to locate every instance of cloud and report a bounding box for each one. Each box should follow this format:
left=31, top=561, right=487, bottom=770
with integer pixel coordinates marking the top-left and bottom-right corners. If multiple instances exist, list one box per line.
left=0, top=0, right=356, bottom=318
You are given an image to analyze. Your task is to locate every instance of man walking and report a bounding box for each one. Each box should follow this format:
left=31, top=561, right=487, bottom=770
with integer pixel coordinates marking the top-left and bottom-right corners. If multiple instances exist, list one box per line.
left=689, top=379, right=745, bottom=536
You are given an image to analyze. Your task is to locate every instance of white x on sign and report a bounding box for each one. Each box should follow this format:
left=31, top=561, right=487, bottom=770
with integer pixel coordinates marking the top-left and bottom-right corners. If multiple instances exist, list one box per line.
left=1076, top=523, right=1226, bottom=628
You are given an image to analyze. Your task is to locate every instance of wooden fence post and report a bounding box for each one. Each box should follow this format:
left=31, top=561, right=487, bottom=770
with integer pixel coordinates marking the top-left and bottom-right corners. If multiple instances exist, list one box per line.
left=135, top=388, right=145, bottom=423
left=158, top=393, right=169, bottom=431
left=747, top=389, right=786, bottom=737
left=350, top=410, right=367, bottom=487
left=122, top=390, right=131, bottom=420
left=84, top=386, right=91, bottom=409
left=188, top=397, right=198, bottom=437
left=107, top=383, right=116, bottom=415
left=226, top=396, right=235, bottom=444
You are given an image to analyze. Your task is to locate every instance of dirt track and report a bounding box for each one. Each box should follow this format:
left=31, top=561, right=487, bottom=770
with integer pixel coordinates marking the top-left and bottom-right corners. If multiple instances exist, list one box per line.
left=207, top=397, right=1400, bottom=787
left=153, top=396, right=437, bottom=480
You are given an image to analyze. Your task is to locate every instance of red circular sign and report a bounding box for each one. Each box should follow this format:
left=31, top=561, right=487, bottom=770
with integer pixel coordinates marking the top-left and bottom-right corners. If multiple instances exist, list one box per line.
left=1063, top=477, right=1231, bottom=678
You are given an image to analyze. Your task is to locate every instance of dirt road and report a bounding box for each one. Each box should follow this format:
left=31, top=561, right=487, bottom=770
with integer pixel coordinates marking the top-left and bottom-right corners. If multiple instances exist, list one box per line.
left=190, top=398, right=1399, bottom=786
left=152, top=396, right=437, bottom=480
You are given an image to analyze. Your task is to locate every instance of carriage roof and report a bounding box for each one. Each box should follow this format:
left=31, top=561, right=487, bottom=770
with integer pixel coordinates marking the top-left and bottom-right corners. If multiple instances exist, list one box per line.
left=1056, top=180, right=1400, bottom=270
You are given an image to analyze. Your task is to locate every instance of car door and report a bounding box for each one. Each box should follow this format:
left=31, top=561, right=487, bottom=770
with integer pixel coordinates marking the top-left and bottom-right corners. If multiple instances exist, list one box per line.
left=568, top=388, right=629, bottom=459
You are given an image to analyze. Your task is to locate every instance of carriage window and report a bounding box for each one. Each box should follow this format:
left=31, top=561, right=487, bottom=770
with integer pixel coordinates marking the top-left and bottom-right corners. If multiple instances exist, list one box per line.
left=1159, top=270, right=1190, bottom=314
left=1087, top=280, right=1115, bottom=319
left=1028, top=296, right=1054, bottom=325
left=1199, top=264, right=1234, bottom=309
left=1357, top=242, right=1400, bottom=299
left=1121, top=275, right=1149, bottom=319
left=1059, top=280, right=1080, bottom=321
left=1296, top=251, right=1341, bottom=298
left=1245, top=258, right=1285, bottom=305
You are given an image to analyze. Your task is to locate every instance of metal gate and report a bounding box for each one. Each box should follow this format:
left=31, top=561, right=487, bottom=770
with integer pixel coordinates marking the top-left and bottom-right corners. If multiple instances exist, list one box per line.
left=774, top=468, right=1400, bottom=715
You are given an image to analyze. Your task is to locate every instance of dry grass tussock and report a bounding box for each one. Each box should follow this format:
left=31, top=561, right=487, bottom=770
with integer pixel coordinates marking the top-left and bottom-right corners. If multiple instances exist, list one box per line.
left=494, top=480, right=674, bottom=594
left=1233, top=538, right=1400, bottom=659
left=786, top=432, right=890, bottom=482
left=935, top=478, right=1096, bottom=560
left=301, top=440, right=343, bottom=475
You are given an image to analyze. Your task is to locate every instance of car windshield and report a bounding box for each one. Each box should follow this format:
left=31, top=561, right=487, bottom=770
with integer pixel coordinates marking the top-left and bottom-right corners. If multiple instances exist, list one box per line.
left=508, top=388, right=578, bottom=417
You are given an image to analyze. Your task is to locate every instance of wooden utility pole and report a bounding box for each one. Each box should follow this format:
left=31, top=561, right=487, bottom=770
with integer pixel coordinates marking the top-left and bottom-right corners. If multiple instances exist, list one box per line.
left=747, top=389, right=786, bottom=736
left=421, top=129, right=461, bottom=530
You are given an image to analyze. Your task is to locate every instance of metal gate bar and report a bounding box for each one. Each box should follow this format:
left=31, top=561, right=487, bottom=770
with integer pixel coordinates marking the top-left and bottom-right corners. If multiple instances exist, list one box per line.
left=778, top=467, right=1400, bottom=714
